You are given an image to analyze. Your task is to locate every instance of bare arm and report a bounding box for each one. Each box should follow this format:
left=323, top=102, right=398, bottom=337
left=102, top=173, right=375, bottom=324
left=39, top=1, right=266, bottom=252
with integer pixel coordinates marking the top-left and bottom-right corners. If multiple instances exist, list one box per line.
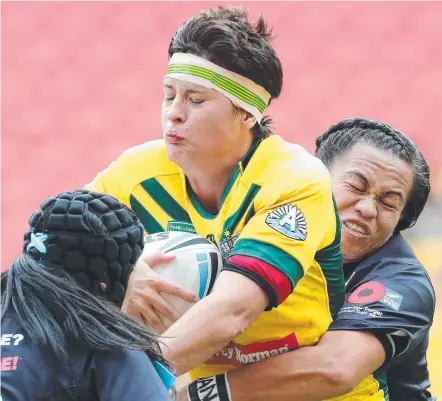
left=180, top=330, right=385, bottom=401
left=161, top=270, right=268, bottom=376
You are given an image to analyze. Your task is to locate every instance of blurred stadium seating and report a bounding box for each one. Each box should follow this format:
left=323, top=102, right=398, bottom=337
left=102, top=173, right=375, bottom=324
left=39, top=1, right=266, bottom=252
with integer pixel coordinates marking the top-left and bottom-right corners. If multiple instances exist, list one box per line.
left=2, top=2, right=441, bottom=396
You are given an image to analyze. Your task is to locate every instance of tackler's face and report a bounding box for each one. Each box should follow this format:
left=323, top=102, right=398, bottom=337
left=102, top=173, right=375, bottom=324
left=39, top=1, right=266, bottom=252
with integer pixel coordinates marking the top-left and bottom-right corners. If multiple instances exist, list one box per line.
left=161, top=78, right=246, bottom=171
left=330, top=143, right=414, bottom=264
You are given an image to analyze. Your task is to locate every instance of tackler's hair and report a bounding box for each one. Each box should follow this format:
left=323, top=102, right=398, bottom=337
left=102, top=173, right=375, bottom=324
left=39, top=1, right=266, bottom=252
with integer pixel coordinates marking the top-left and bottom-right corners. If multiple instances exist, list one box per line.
left=315, top=117, right=431, bottom=232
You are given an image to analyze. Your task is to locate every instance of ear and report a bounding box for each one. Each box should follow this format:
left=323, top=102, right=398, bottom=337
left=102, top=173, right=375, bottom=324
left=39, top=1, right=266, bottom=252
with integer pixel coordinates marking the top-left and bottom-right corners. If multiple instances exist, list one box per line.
left=241, top=111, right=257, bottom=131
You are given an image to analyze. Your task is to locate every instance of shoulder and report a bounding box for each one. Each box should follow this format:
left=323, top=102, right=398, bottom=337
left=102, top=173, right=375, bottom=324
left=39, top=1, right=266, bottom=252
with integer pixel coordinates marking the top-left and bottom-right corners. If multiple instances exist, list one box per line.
left=252, top=135, right=330, bottom=182
left=117, top=139, right=179, bottom=177
left=93, top=350, right=171, bottom=400
left=350, top=238, right=435, bottom=321
left=361, top=235, right=435, bottom=293
left=93, top=348, right=172, bottom=383
left=94, top=347, right=153, bottom=366
left=247, top=136, right=332, bottom=201
left=96, top=139, right=182, bottom=196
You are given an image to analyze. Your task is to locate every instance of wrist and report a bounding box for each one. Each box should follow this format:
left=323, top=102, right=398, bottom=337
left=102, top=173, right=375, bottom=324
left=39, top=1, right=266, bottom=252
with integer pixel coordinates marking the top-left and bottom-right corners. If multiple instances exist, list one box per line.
left=187, top=374, right=232, bottom=401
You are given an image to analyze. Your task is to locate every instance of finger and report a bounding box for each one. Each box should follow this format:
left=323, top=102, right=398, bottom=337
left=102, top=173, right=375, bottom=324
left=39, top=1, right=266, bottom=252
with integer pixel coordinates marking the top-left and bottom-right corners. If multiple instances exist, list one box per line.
left=155, top=280, right=199, bottom=303
left=141, top=306, right=167, bottom=334
left=131, top=312, right=147, bottom=327
left=124, top=297, right=148, bottom=326
left=149, top=294, right=181, bottom=323
left=126, top=298, right=165, bottom=332
left=143, top=251, right=176, bottom=268
left=125, top=298, right=145, bottom=320
left=133, top=286, right=181, bottom=323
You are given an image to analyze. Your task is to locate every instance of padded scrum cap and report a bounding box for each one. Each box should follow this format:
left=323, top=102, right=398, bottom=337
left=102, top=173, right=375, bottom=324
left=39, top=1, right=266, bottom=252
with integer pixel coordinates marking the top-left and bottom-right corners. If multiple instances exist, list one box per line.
left=23, top=189, right=145, bottom=305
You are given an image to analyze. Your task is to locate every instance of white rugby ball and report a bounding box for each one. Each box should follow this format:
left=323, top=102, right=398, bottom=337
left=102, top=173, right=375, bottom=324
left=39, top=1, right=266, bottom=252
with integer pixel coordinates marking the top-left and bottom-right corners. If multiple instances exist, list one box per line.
left=143, top=231, right=223, bottom=328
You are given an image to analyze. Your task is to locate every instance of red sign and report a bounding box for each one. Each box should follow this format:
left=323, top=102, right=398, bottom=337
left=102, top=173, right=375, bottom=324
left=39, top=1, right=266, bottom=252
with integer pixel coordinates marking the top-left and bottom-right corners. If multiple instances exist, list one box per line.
left=206, top=333, right=299, bottom=367
left=1, top=356, right=20, bottom=371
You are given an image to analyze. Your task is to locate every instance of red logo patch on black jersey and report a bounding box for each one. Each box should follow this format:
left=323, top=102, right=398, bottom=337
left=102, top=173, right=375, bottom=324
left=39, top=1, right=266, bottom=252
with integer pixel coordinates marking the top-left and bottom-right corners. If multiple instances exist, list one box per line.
left=348, top=281, right=386, bottom=304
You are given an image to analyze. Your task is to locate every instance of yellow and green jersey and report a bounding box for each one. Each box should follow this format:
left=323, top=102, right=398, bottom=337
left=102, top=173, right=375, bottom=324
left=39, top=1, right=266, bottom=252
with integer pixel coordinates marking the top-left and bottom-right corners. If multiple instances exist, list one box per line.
left=86, top=135, right=345, bottom=380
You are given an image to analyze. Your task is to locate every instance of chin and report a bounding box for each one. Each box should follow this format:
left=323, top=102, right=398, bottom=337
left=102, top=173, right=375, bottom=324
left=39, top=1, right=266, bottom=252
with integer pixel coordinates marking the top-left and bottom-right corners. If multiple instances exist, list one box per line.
left=341, top=243, right=364, bottom=264
left=165, top=145, right=183, bottom=164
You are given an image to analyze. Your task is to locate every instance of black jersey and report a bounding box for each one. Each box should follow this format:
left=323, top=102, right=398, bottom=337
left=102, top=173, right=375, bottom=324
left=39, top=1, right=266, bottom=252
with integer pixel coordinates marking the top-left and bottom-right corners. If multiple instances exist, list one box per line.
left=0, top=309, right=172, bottom=401
left=330, top=234, right=436, bottom=401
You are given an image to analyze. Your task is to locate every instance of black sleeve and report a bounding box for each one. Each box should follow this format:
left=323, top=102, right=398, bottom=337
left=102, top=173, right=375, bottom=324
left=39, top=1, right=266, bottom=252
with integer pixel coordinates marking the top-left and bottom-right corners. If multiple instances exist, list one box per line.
left=329, top=260, right=435, bottom=367
left=93, top=349, right=171, bottom=401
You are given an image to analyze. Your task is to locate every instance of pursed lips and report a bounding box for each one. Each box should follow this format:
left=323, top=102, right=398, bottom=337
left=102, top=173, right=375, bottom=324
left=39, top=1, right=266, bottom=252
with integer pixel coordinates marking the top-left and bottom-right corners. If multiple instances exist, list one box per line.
left=165, top=132, right=185, bottom=142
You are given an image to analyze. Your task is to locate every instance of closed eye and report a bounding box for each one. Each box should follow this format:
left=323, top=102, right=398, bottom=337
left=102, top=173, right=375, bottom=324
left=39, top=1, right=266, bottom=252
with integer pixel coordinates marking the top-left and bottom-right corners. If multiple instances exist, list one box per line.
left=380, top=196, right=401, bottom=210
left=380, top=200, right=396, bottom=209
left=348, top=183, right=364, bottom=192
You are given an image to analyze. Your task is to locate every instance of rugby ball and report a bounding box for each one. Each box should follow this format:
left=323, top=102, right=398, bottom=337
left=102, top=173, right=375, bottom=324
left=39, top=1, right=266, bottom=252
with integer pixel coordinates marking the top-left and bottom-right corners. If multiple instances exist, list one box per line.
left=143, top=231, right=223, bottom=328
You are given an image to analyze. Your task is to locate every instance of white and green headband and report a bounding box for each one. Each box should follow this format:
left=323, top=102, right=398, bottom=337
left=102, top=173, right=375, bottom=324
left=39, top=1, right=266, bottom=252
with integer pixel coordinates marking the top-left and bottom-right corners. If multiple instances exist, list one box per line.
left=165, top=53, right=271, bottom=123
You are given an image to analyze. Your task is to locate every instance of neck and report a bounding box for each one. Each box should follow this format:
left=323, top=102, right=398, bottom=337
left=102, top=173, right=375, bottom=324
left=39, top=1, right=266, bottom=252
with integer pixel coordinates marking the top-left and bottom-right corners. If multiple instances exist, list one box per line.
left=187, top=165, right=236, bottom=214
left=186, top=137, right=255, bottom=214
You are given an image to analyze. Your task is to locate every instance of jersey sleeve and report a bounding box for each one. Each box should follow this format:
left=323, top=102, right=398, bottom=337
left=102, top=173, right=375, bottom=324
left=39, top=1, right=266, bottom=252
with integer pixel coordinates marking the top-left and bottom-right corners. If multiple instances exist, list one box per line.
left=227, top=170, right=343, bottom=310
left=93, top=349, right=172, bottom=401
left=329, top=260, right=435, bottom=366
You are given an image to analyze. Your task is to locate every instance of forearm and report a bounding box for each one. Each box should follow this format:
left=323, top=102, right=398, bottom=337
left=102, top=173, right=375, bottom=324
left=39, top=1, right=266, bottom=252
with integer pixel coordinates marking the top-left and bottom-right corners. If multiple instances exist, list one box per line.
left=161, top=292, right=250, bottom=375
left=218, top=330, right=385, bottom=401
left=226, top=343, right=346, bottom=401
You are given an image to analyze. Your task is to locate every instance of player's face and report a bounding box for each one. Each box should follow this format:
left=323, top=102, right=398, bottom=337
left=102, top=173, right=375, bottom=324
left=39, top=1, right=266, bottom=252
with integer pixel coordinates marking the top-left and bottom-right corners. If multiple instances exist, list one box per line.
left=330, top=143, right=414, bottom=264
left=161, top=78, right=251, bottom=170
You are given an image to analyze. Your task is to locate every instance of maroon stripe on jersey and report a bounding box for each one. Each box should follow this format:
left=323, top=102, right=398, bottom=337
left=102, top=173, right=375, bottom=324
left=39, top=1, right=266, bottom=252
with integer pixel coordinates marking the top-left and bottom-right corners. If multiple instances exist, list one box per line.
left=228, top=254, right=292, bottom=305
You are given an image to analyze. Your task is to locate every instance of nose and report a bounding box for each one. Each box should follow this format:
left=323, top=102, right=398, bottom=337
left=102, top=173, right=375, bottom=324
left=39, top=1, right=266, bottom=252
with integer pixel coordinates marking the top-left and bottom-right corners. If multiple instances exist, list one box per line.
left=354, top=196, right=377, bottom=219
left=165, top=96, right=187, bottom=124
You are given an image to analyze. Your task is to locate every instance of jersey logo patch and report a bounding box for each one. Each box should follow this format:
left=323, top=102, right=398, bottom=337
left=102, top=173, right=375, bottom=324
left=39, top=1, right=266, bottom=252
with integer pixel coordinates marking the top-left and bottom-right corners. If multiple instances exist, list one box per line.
left=380, top=288, right=403, bottom=311
left=220, top=232, right=240, bottom=257
left=265, top=204, right=307, bottom=240
left=167, top=221, right=196, bottom=234
left=347, top=281, right=403, bottom=311
left=348, top=281, right=386, bottom=304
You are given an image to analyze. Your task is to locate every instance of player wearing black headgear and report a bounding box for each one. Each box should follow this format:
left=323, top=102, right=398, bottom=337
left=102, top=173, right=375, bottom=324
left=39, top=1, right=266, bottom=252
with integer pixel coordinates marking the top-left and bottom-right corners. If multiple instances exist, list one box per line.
left=1, top=190, right=174, bottom=401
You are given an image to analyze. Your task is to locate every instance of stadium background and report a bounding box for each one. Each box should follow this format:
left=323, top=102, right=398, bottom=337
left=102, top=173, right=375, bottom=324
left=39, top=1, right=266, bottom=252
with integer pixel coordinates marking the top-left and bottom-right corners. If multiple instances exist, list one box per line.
left=2, top=1, right=441, bottom=396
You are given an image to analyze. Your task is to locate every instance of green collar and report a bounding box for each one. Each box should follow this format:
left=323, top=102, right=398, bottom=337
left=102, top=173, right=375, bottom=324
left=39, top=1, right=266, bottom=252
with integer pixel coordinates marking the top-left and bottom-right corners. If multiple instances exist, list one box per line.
left=187, top=139, right=262, bottom=219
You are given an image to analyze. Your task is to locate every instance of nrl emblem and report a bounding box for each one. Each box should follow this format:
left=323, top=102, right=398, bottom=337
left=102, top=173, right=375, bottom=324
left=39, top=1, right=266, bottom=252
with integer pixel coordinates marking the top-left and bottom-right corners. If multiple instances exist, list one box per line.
left=265, top=204, right=307, bottom=241
left=220, top=232, right=240, bottom=257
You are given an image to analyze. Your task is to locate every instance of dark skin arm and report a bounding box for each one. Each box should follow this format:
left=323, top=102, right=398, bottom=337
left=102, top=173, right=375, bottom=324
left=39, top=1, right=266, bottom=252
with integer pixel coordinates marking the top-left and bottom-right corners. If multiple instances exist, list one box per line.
left=178, top=330, right=385, bottom=401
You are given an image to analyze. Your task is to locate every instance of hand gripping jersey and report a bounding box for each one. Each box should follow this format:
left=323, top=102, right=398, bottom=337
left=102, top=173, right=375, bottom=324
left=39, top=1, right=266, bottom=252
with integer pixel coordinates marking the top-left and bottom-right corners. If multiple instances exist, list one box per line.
left=327, top=234, right=436, bottom=401
left=86, top=135, right=345, bottom=379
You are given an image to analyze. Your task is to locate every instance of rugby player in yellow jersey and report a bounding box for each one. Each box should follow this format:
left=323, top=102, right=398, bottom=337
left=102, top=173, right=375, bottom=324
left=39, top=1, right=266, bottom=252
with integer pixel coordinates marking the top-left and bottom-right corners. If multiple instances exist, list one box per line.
left=86, top=5, right=344, bottom=391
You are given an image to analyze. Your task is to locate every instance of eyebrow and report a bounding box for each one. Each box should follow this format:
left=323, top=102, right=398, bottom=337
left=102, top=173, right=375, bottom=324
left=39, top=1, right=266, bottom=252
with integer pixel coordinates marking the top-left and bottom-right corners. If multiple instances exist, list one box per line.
left=163, top=83, right=207, bottom=94
left=346, top=170, right=369, bottom=187
left=383, top=190, right=405, bottom=204
left=346, top=169, right=405, bottom=203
